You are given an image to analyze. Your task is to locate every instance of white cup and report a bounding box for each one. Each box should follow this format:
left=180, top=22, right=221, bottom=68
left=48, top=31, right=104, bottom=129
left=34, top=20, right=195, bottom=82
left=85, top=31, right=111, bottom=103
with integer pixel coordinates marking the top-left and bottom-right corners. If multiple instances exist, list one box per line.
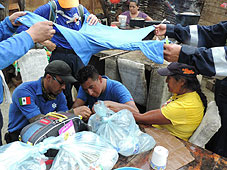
left=118, top=15, right=127, bottom=27
left=150, top=146, right=169, bottom=170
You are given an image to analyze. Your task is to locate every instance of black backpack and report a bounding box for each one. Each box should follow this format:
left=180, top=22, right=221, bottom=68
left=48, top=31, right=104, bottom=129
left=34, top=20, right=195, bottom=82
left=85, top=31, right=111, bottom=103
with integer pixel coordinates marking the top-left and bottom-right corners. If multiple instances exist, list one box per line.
left=48, top=0, right=85, bottom=24
left=19, top=112, right=89, bottom=158
left=19, top=112, right=89, bottom=145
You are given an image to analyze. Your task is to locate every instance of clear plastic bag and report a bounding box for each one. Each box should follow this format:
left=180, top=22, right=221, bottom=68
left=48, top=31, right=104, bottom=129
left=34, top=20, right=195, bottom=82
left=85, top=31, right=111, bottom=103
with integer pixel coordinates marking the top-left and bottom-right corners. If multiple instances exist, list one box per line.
left=50, top=131, right=118, bottom=170
left=88, top=101, right=156, bottom=156
left=0, top=141, right=47, bottom=170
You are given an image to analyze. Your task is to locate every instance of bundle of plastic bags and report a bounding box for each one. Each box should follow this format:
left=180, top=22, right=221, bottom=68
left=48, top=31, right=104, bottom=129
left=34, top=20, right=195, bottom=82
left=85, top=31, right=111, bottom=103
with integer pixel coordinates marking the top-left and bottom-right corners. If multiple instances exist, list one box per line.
left=88, top=101, right=156, bottom=156
left=0, top=131, right=118, bottom=170
left=0, top=141, right=47, bottom=170
left=50, top=131, right=119, bottom=170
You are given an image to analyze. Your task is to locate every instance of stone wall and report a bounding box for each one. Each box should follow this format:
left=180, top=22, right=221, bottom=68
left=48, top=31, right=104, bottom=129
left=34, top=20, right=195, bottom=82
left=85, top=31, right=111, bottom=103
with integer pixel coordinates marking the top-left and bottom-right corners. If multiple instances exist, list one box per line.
left=199, top=0, right=227, bottom=25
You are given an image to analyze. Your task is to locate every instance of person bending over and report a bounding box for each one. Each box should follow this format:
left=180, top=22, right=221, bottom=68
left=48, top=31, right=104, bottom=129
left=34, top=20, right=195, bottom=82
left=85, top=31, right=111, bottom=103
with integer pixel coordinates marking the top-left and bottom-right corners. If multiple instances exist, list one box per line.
left=71, top=65, right=139, bottom=121
left=5, top=60, right=76, bottom=143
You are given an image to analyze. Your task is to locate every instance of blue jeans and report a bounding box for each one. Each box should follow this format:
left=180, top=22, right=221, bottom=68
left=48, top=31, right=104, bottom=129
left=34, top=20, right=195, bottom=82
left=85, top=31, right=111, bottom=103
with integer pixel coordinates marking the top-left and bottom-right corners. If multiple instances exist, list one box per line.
left=0, top=109, right=3, bottom=146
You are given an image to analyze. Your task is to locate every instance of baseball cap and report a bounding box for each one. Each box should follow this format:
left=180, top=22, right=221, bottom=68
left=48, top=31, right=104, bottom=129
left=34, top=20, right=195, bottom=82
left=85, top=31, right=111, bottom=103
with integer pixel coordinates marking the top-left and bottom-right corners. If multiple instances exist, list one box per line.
left=45, top=60, right=77, bottom=83
left=58, top=0, right=79, bottom=8
left=157, top=62, right=198, bottom=77
left=0, top=3, right=4, bottom=9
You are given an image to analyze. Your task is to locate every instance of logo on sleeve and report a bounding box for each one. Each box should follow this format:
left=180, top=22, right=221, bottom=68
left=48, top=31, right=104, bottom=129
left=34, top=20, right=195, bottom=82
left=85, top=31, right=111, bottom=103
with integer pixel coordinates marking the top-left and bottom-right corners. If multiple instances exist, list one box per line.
left=52, top=103, right=57, bottom=109
left=19, top=97, right=31, bottom=106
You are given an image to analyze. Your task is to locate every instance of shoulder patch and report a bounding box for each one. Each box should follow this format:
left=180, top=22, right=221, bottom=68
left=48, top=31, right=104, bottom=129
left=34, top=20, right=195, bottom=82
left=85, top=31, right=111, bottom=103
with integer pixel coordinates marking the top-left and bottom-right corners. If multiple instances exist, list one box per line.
left=19, top=97, right=31, bottom=106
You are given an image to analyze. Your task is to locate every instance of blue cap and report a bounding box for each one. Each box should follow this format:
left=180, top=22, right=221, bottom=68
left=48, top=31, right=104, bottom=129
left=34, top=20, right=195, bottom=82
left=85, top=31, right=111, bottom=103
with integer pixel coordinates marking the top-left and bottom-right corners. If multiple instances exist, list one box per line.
left=0, top=3, right=4, bottom=9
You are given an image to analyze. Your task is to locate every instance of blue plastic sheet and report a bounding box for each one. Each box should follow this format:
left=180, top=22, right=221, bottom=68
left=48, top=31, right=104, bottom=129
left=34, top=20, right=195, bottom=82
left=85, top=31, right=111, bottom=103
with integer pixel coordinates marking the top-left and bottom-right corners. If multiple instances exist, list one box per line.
left=17, top=12, right=164, bottom=65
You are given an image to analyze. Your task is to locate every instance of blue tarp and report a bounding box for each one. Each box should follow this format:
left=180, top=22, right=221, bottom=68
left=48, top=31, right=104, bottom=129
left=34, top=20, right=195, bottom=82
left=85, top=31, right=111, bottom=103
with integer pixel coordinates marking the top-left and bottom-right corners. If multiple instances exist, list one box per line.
left=17, top=11, right=164, bottom=65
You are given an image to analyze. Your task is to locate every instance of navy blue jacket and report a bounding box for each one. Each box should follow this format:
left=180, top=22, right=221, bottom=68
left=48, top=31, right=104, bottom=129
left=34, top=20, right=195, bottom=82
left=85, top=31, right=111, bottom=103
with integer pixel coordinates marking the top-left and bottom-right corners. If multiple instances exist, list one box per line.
left=166, top=21, right=227, bottom=79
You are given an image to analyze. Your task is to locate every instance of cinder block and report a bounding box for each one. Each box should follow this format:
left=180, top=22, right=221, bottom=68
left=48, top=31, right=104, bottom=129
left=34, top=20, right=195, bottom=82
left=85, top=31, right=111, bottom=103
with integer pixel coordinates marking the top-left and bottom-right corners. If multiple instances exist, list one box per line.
left=206, top=79, right=215, bottom=92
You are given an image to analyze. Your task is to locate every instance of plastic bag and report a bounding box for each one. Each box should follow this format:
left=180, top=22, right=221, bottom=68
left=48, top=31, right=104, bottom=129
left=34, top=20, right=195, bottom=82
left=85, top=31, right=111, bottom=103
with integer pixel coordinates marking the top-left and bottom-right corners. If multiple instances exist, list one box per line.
left=0, top=135, right=68, bottom=170
left=0, top=141, right=47, bottom=170
left=50, top=131, right=119, bottom=170
left=88, top=101, right=156, bottom=156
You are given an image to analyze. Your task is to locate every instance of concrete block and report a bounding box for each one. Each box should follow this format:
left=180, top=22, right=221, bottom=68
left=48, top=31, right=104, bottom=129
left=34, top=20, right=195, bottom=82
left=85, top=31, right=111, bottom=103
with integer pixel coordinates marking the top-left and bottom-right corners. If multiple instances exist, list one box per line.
left=118, top=58, right=147, bottom=106
left=146, top=69, right=171, bottom=110
left=206, top=79, right=215, bottom=92
left=105, top=56, right=121, bottom=82
left=18, top=49, right=48, bottom=82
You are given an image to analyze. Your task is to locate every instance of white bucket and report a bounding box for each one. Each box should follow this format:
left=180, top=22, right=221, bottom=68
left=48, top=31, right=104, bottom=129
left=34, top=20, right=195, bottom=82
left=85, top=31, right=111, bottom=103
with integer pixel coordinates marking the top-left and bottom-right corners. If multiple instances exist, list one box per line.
left=119, top=15, right=127, bottom=27
left=150, top=146, right=169, bottom=170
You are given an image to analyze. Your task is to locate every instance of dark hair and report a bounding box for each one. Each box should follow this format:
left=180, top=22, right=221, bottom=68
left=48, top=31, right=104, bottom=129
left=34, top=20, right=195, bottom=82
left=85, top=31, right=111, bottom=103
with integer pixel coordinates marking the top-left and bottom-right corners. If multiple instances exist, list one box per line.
left=44, top=72, right=57, bottom=78
left=172, top=74, right=207, bottom=113
left=76, top=65, right=99, bottom=84
left=44, top=72, right=53, bottom=78
left=129, top=0, right=139, bottom=6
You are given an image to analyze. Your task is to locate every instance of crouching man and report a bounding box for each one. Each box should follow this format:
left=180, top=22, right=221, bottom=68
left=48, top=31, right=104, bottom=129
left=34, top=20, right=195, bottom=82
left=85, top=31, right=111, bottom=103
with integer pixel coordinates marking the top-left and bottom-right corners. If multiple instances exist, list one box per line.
left=5, top=60, right=77, bottom=143
left=71, top=65, right=139, bottom=121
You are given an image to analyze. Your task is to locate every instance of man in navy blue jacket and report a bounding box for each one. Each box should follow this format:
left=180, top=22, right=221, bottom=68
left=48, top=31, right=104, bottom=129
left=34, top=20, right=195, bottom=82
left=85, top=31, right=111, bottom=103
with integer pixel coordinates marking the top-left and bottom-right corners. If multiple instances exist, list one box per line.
left=155, top=21, right=227, bottom=157
left=0, top=7, right=55, bottom=145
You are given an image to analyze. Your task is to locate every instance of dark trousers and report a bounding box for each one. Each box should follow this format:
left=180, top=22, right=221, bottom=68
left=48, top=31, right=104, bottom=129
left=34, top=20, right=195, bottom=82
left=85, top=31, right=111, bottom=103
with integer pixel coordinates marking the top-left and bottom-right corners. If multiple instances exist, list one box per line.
left=205, top=79, right=227, bottom=157
left=4, top=130, right=21, bottom=144
left=49, top=47, right=84, bottom=109
left=0, top=109, right=3, bottom=146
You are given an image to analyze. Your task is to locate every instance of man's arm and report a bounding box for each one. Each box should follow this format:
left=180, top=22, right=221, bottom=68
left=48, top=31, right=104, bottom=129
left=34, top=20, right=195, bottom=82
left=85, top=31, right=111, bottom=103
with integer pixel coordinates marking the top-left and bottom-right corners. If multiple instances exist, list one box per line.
left=0, top=21, right=55, bottom=70
left=163, top=44, right=227, bottom=77
left=17, top=3, right=50, bottom=34
left=162, top=21, right=227, bottom=77
left=72, top=98, right=85, bottom=108
left=132, top=109, right=171, bottom=125
left=12, top=88, right=43, bottom=123
left=166, top=21, right=227, bottom=48
left=0, top=17, right=17, bottom=40
left=178, top=45, right=227, bottom=78
left=103, top=100, right=139, bottom=113
left=71, top=98, right=92, bottom=121
left=111, top=81, right=139, bottom=112
left=29, top=114, right=45, bottom=123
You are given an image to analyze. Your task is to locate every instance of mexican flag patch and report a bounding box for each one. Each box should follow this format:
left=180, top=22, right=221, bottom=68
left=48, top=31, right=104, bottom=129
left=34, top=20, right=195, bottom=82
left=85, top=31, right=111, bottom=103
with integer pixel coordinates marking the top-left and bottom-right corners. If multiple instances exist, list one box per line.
left=19, top=97, right=31, bottom=106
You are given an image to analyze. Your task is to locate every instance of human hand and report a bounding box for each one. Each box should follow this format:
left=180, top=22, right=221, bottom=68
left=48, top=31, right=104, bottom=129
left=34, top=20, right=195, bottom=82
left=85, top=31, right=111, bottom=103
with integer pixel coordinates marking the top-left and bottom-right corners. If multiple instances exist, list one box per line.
left=26, top=21, right=55, bottom=43
left=91, top=101, right=120, bottom=113
left=103, top=101, right=122, bottom=113
left=40, top=40, right=56, bottom=51
left=86, top=14, right=99, bottom=25
left=163, top=44, right=182, bottom=62
left=154, top=24, right=167, bottom=36
left=73, top=106, right=92, bottom=121
left=9, top=11, right=27, bottom=26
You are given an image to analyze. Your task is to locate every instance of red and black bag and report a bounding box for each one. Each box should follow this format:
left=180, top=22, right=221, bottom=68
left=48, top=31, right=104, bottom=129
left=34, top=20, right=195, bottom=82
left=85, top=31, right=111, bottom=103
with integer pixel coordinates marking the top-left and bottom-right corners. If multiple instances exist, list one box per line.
left=20, top=112, right=89, bottom=161
left=19, top=112, right=89, bottom=145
